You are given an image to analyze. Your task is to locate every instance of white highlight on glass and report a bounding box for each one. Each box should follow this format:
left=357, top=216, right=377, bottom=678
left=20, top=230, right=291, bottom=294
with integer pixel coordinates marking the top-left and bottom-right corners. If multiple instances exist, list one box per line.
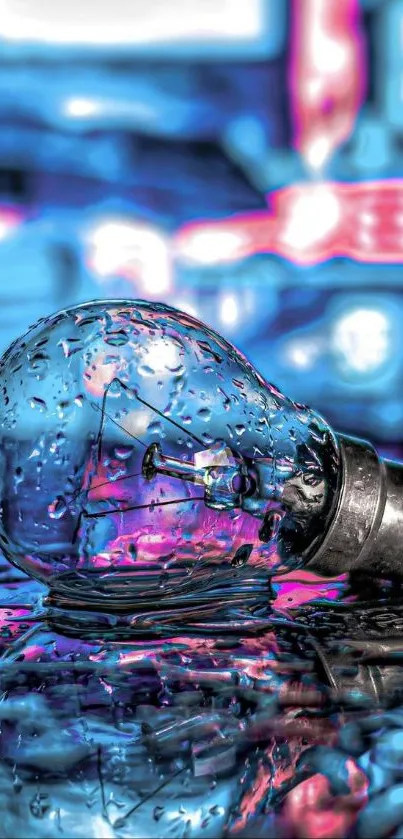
left=141, top=337, right=183, bottom=376
left=121, top=410, right=151, bottom=438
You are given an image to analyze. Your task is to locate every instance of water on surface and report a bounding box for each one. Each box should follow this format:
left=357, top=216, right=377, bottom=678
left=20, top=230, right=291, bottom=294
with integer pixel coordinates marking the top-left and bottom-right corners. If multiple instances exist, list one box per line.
left=0, top=566, right=402, bottom=839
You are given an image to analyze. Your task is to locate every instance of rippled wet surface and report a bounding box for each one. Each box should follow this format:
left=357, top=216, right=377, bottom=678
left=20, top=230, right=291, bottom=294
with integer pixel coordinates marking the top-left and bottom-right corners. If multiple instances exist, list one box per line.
left=1, top=565, right=403, bottom=838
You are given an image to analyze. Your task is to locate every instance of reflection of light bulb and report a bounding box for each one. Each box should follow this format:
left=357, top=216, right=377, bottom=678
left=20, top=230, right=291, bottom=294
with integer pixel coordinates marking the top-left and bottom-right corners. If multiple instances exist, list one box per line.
left=0, top=300, right=402, bottom=621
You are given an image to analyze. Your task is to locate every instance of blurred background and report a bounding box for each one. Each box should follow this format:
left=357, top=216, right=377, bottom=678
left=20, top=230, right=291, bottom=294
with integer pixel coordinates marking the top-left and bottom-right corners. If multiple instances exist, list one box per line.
left=0, top=0, right=401, bottom=456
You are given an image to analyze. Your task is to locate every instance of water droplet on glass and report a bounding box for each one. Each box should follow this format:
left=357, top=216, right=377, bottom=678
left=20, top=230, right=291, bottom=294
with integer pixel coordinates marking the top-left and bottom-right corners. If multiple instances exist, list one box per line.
left=57, top=400, right=73, bottom=419
left=13, top=466, right=24, bottom=489
left=128, top=543, right=137, bottom=560
left=148, top=420, right=163, bottom=436
left=59, top=337, right=82, bottom=358
left=197, top=407, right=211, bottom=422
left=138, top=364, right=156, bottom=377
left=48, top=495, right=68, bottom=520
left=29, top=397, right=47, bottom=412
left=104, top=330, right=129, bottom=347
left=167, top=362, right=185, bottom=376
left=231, top=543, right=253, bottom=566
left=114, top=445, right=133, bottom=461
left=28, top=351, right=50, bottom=379
left=29, top=793, right=50, bottom=819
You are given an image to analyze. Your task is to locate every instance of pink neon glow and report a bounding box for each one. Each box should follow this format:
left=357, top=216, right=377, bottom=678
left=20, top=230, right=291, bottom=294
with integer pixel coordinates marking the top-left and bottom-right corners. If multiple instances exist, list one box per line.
left=273, top=570, right=345, bottom=611
left=176, top=180, right=403, bottom=267
left=233, top=761, right=272, bottom=833
left=285, top=761, right=368, bottom=839
left=289, top=0, right=366, bottom=169
left=0, top=205, right=24, bottom=239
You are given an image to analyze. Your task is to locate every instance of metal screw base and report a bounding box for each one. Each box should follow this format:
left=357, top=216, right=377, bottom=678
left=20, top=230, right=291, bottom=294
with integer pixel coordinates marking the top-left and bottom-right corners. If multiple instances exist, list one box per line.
left=307, top=434, right=403, bottom=578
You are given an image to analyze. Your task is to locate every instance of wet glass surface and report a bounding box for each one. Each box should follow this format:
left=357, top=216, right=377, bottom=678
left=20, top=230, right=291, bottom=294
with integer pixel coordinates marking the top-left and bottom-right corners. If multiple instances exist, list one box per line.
left=0, top=300, right=339, bottom=612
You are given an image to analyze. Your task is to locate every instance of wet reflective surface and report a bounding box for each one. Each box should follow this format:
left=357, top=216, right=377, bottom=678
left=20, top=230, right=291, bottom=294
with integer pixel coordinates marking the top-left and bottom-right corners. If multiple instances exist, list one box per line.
left=0, top=565, right=403, bottom=838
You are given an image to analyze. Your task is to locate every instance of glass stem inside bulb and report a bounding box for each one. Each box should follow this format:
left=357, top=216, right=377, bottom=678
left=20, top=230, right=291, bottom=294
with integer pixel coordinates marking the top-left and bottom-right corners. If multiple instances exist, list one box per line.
left=142, top=442, right=319, bottom=520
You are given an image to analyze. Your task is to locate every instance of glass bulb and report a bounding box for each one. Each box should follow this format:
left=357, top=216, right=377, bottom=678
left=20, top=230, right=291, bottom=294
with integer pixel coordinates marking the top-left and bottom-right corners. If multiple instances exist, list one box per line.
left=0, top=299, right=380, bottom=615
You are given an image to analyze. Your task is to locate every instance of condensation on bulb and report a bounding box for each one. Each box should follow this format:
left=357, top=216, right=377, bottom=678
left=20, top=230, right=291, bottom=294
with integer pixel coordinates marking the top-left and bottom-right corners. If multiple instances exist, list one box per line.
left=0, top=300, right=340, bottom=611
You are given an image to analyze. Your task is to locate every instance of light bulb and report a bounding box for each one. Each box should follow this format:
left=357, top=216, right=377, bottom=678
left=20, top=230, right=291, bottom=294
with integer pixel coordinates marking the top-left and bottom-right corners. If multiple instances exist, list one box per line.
left=0, top=300, right=400, bottom=619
